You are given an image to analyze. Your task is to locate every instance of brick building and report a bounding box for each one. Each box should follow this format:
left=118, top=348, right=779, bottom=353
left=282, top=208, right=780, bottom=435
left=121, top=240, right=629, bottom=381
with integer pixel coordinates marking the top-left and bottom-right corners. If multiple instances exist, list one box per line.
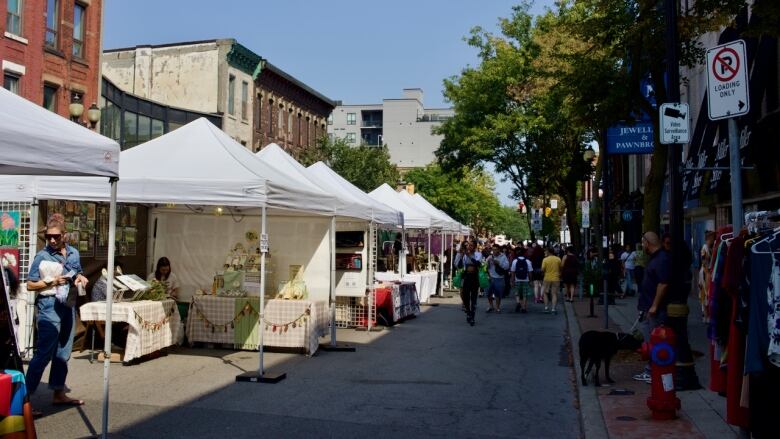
left=1, top=0, right=102, bottom=123
left=254, top=61, right=334, bottom=156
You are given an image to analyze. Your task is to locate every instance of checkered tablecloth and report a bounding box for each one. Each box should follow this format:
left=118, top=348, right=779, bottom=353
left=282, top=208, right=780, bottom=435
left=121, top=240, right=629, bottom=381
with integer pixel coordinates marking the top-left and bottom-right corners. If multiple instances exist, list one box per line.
left=187, top=295, right=260, bottom=350
left=80, top=299, right=180, bottom=363
left=374, top=271, right=436, bottom=303
left=263, top=299, right=329, bottom=355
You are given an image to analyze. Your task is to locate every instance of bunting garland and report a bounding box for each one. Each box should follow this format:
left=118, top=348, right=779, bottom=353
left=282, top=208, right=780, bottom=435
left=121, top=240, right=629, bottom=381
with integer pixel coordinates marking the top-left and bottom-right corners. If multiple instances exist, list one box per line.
left=191, top=300, right=259, bottom=333
left=263, top=306, right=311, bottom=334
left=133, top=304, right=176, bottom=332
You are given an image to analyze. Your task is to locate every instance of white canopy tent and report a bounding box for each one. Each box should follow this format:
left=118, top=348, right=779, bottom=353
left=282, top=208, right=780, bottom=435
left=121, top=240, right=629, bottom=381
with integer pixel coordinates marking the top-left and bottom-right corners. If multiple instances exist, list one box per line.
left=255, top=144, right=395, bottom=347
left=0, top=87, right=120, bottom=439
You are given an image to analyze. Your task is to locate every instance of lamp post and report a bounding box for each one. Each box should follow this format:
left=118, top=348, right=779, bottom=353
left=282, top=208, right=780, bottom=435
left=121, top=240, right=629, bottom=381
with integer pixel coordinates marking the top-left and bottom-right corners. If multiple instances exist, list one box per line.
left=69, top=94, right=101, bottom=129
left=583, top=145, right=597, bottom=317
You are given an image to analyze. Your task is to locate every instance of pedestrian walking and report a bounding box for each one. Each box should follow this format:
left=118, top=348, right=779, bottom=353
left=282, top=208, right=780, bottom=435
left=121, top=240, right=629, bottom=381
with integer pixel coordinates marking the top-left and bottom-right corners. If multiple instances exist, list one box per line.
left=541, top=247, right=562, bottom=314
left=605, top=248, right=623, bottom=301
left=25, top=213, right=89, bottom=415
left=561, top=246, right=580, bottom=302
left=633, top=231, right=671, bottom=383
left=623, top=244, right=638, bottom=296
left=511, top=247, right=533, bottom=313
left=485, top=244, right=510, bottom=313
left=530, top=243, right=544, bottom=304
left=454, top=240, right=483, bottom=326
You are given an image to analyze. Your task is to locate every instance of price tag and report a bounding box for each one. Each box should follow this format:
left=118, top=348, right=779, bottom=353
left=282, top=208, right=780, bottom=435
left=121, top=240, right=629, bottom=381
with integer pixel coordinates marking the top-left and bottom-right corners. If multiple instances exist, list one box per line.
left=260, top=233, right=269, bottom=253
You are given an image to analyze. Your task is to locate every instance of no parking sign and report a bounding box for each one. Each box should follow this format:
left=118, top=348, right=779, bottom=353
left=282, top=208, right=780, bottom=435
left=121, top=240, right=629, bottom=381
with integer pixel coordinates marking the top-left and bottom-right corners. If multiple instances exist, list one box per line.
left=706, top=40, right=749, bottom=120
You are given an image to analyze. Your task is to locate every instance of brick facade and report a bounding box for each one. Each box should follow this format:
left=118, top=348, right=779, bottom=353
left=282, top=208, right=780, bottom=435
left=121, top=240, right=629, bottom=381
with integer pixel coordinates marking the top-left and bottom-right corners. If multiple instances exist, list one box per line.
left=1, top=0, right=102, bottom=122
left=254, top=63, right=333, bottom=158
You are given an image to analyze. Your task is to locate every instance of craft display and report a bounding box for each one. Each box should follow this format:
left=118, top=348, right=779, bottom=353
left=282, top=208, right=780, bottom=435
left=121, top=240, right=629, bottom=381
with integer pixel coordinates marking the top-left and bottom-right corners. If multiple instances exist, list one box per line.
left=210, top=239, right=267, bottom=297
left=275, top=265, right=307, bottom=300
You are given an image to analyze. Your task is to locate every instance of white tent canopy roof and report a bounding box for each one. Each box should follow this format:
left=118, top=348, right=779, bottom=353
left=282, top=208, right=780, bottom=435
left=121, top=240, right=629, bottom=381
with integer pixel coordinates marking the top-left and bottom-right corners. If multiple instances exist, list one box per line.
left=368, top=184, right=431, bottom=229
left=411, top=193, right=465, bottom=232
left=398, top=191, right=450, bottom=234
left=306, top=162, right=403, bottom=226
left=12, top=118, right=338, bottom=214
left=0, top=87, right=119, bottom=177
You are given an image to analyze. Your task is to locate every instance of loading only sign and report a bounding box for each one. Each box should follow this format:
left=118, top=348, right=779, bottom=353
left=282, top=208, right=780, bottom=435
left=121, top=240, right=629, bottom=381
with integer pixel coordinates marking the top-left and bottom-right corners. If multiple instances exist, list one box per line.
left=706, top=40, right=749, bottom=120
left=659, top=103, right=690, bottom=144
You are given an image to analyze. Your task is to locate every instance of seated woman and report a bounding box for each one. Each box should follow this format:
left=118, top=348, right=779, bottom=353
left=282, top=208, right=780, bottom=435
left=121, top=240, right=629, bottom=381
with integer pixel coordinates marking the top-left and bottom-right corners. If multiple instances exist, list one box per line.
left=147, top=257, right=179, bottom=300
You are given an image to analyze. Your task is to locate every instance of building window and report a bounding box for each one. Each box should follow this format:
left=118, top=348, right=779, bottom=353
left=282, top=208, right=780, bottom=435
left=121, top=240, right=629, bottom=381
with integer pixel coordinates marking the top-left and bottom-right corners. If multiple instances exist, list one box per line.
left=288, top=110, right=293, bottom=134
left=268, top=99, right=273, bottom=136
left=241, top=81, right=248, bottom=120
left=346, top=133, right=356, bottom=144
left=3, top=74, right=20, bottom=94
left=327, top=114, right=333, bottom=125
left=346, top=113, right=356, bottom=125
left=43, top=84, right=58, bottom=111
left=72, top=2, right=85, bottom=58
left=45, top=0, right=58, bottom=48
left=277, top=105, right=283, bottom=133
left=255, top=94, right=261, bottom=128
left=6, top=0, right=22, bottom=36
left=228, top=75, right=235, bottom=115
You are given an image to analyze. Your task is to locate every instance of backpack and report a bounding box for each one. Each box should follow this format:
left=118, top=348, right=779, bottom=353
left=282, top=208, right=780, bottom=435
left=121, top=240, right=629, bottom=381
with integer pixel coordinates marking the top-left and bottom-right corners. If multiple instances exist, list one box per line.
left=514, top=257, right=529, bottom=281
left=494, top=261, right=507, bottom=276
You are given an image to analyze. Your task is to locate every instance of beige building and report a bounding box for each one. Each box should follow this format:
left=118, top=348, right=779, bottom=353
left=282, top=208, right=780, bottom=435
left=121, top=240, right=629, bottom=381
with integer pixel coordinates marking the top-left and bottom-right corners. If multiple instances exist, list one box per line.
left=102, top=39, right=261, bottom=147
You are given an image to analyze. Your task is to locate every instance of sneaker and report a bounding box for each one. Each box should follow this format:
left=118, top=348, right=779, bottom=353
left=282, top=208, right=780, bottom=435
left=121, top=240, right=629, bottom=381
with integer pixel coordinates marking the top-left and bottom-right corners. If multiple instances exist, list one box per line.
left=544, top=307, right=550, bottom=314
left=552, top=308, right=557, bottom=315
left=495, top=308, right=501, bottom=314
left=486, top=307, right=494, bottom=313
left=632, top=372, right=651, bottom=383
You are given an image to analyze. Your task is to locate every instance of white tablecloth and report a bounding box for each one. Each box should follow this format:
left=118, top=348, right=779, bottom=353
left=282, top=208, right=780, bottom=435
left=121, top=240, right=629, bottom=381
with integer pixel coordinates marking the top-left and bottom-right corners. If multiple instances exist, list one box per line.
left=80, top=299, right=180, bottom=363
left=374, top=270, right=438, bottom=303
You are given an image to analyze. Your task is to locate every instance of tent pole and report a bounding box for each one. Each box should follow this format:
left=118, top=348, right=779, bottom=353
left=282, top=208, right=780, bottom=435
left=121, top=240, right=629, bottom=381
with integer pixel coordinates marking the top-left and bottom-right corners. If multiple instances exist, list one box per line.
left=330, top=216, right=336, bottom=346
left=259, top=206, right=266, bottom=375
left=101, top=178, right=118, bottom=439
left=368, top=221, right=374, bottom=333
left=427, top=229, right=432, bottom=270
left=24, top=198, right=39, bottom=358
left=400, top=223, right=406, bottom=277
left=236, top=205, right=286, bottom=382
left=322, top=217, right=354, bottom=352
left=439, top=231, right=445, bottom=296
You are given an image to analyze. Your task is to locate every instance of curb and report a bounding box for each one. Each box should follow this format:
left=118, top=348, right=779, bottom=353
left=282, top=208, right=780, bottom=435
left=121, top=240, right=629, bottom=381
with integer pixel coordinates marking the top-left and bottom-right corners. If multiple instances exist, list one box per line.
left=564, top=300, right=610, bottom=439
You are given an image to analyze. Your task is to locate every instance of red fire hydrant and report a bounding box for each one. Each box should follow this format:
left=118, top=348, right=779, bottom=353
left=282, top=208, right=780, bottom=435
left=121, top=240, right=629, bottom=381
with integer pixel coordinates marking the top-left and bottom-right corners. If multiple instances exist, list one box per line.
left=644, top=325, right=681, bottom=420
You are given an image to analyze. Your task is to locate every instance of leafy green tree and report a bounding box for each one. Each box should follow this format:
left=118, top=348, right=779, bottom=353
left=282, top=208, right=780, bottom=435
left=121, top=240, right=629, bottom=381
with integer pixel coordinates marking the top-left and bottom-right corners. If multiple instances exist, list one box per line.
left=404, top=164, right=505, bottom=237
left=299, top=137, right=400, bottom=192
left=494, top=206, right=530, bottom=242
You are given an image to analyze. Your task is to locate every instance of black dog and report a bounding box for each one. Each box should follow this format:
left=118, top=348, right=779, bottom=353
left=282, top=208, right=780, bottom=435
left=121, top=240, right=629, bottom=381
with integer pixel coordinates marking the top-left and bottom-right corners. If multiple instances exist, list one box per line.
left=579, top=330, right=642, bottom=386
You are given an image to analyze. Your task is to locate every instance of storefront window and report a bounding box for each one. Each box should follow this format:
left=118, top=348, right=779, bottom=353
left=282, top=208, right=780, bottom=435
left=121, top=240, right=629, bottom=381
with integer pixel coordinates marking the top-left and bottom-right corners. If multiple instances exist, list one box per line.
left=151, top=119, right=164, bottom=139
left=137, top=114, right=151, bottom=143
left=123, top=112, right=138, bottom=149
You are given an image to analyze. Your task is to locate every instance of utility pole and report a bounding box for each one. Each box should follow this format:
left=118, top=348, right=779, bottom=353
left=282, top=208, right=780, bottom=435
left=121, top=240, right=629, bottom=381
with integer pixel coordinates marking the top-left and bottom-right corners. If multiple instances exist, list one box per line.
left=664, top=0, right=700, bottom=391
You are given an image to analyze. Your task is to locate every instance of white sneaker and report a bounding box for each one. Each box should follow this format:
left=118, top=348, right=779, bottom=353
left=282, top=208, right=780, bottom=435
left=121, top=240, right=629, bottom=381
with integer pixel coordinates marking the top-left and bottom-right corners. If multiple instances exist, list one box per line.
left=632, top=372, right=651, bottom=383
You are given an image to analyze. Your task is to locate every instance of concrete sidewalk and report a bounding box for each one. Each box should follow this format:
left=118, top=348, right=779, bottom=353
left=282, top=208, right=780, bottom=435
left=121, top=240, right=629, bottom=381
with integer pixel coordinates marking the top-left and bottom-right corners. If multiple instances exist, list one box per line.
left=564, top=293, right=739, bottom=439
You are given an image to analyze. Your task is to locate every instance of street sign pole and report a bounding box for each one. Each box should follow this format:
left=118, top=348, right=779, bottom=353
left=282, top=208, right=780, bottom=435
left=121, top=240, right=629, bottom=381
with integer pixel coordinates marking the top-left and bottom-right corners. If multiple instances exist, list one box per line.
left=665, top=0, right=700, bottom=391
left=728, top=118, right=743, bottom=231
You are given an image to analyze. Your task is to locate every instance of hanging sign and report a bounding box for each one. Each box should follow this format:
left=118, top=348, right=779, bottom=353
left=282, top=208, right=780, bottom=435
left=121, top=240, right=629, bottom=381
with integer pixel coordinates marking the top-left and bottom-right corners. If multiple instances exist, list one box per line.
left=531, top=209, right=542, bottom=232
left=706, top=40, right=749, bottom=120
left=659, top=103, right=690, bottom=144
left=260, top=233, right=269, bottom=253
left=606, top=121, right=654, bottom=154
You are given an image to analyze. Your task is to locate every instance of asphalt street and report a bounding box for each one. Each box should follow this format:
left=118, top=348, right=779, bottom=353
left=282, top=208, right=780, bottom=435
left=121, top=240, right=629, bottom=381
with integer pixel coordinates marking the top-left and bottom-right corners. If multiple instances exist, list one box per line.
left=31, top=297, right=580, bottom=438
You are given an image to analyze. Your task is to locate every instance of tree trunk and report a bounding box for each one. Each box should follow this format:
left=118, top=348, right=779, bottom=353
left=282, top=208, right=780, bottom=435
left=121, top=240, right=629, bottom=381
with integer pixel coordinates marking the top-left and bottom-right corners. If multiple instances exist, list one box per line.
left=563, top=190, right=581, bottom=248
left=642, top=143, right=668, bottom=235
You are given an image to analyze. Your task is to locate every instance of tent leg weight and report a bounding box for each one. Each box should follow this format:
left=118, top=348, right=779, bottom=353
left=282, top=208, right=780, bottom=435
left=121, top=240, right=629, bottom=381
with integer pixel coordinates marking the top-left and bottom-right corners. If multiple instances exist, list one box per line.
left=235, top=371, right=287, bottom=383
left=320, top=343, right=356, bottom=352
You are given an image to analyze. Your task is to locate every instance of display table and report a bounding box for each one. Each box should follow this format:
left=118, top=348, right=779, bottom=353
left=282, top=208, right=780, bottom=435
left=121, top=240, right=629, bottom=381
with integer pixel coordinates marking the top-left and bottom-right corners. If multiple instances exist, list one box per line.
left=374, top=270, right=437, bottom=303
left=80, top=299, right=180, bottom=363
left=187, top=295, right=328, bottom=355
left=374, top=282, right=419, bottom=324
left=263, top=299, right=329, bottom=355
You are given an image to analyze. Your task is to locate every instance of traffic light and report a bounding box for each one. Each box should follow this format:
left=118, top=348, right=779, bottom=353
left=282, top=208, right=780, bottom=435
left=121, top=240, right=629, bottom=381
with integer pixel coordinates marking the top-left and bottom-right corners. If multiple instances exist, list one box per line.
left=545, top=207, right=552, bottom=217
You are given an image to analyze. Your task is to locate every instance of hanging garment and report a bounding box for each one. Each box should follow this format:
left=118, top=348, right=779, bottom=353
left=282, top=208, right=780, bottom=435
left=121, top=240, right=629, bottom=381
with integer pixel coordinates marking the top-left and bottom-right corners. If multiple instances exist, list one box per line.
left=709, top=239, right=729, bottom=393
left=767, top=252, right=780, bottom=367
left=722, top=234, right=750, bottom=427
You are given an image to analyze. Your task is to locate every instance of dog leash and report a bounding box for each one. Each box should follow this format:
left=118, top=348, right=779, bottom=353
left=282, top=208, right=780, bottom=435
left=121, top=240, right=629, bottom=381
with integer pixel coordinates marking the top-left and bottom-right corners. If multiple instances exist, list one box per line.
left=616, top=314, right=642, bottom=341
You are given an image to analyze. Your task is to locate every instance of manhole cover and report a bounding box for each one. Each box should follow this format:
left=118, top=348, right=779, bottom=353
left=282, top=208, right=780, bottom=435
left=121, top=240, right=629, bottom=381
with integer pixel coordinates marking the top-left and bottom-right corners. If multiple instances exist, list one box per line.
left=616, top=416, right=637, bottom=422
left=608, top=389, right=635, bottom=396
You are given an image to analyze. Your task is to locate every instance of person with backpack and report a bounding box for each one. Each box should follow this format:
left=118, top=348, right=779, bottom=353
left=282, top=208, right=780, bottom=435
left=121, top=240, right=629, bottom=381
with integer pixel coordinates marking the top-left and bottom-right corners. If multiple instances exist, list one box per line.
left=454, top=240, right=483, bottom=326
left=511, top=247, right=533, bottom=313
left=485, top=243, right=510, bottom=313
left=561, top=246, right=580, bottom=302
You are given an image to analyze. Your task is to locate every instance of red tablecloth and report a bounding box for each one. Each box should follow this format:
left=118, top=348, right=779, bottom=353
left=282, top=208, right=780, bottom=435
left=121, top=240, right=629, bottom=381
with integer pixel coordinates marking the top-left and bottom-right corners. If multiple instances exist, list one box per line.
left=374, top=282, right=419, bottom=325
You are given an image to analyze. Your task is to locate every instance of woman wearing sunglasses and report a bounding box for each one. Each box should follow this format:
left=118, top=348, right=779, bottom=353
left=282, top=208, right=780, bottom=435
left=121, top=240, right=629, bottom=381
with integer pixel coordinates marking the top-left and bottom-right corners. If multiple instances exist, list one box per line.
left=25, top=213, right=88, bottom=412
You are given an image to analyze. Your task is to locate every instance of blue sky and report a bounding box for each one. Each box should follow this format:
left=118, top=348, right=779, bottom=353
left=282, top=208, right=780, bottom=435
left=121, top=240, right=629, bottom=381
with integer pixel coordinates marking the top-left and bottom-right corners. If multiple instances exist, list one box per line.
left=103, top=0, right=556, bottom=204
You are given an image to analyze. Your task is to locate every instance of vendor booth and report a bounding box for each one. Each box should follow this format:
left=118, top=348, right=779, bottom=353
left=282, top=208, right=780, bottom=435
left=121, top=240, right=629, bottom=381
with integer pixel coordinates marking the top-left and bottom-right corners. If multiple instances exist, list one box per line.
left=0, top=86, right=121, bottom=438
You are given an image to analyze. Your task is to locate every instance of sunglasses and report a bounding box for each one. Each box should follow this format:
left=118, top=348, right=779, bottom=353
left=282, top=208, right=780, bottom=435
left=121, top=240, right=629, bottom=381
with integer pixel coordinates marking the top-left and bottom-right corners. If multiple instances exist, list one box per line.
left=45, top=233, right=63, bottom=240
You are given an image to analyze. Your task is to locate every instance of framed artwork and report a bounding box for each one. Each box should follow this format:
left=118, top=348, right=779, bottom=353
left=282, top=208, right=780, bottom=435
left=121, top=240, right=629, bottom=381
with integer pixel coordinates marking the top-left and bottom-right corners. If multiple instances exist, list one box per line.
left=0, top=211, right=20, bottom=248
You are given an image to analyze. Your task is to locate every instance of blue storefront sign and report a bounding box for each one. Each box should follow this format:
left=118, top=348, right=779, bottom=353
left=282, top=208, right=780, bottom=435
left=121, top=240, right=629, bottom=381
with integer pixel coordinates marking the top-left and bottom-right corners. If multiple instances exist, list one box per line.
left=606, top=122, right=654, bottom=154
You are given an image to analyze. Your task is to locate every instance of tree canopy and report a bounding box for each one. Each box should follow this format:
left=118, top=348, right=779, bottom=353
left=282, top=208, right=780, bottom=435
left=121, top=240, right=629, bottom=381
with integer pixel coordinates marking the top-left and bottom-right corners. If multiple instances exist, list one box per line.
left=298, top=137, right=400, bottom=192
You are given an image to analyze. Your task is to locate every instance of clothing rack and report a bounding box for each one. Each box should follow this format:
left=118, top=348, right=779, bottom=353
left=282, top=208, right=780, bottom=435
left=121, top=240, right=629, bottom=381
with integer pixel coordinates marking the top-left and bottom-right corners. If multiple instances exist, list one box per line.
left=744, top=209, right=780, bottom=234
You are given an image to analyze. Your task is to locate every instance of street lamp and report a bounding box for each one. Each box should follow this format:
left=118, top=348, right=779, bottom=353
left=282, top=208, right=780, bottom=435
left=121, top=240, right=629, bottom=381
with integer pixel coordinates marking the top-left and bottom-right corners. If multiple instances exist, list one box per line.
left=69, top=94, right=84, bottom=123
left=69, top=94, right=101, bottom=129
left=583, top=145, right=596, bottom=161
